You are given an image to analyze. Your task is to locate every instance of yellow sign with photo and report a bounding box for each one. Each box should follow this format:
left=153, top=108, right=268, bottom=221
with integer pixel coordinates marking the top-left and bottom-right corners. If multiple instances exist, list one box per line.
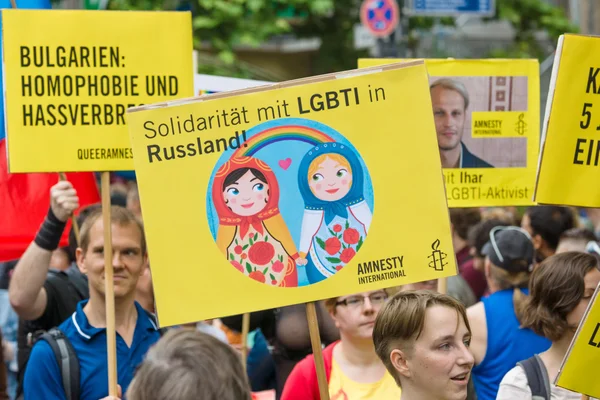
left=2, top=9, right=193, bottom=173
left=126, top=61, right=457, bottom=326
left=556, top=283, right=600, bottom=398
left=534, top=34, right=600, bottom=208
left=358, top=58, right=539, bottom=208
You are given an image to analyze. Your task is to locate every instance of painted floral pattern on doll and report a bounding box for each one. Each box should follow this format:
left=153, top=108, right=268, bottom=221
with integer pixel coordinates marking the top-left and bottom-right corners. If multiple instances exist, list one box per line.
left=311, top=214, right=366, bottom=276
left=227, top=225, right=294, bottom=286
left=212, top=156, right=300, bottom=287
left=297, top=142, right=373, bottom=284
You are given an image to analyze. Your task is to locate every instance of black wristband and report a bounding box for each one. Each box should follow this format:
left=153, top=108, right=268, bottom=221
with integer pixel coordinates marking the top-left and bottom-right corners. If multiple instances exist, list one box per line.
left=34, top=207, right=67, bottom=251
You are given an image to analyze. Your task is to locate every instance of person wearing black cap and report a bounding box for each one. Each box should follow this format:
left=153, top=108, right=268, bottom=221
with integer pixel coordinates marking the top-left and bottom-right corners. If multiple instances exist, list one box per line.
left=465, top=226, right=551, bottom=400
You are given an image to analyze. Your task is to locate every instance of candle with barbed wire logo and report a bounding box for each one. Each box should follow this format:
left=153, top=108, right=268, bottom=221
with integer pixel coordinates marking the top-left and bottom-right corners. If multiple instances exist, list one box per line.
left=428, top=239, right=448, bottom=271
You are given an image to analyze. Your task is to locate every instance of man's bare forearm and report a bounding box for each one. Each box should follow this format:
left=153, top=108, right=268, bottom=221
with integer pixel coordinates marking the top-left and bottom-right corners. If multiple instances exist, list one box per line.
left=9, top=180, right=79, bottom=320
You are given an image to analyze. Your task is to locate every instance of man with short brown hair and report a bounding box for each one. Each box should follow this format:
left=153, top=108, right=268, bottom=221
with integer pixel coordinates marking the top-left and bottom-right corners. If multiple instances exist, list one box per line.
left=23, top=206, right=160, bottom=400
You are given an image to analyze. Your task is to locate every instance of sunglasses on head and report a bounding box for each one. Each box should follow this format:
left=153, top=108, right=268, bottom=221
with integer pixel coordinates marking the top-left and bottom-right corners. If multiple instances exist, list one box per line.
left=586, top=241, right=600, bottom=255
left=488, top=226, right=532, bottom=264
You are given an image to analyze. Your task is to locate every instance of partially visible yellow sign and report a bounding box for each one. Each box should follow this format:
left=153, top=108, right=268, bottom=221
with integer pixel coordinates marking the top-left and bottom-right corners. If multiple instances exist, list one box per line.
left=2, top=9, right=194, bottom=173
left=126, top=61, right=457, bottom=326
left=556, top=282, right=600, bottom=397
left=535, top=34, right=600, bottom=207
left=358, top=58, right=539, bottom=208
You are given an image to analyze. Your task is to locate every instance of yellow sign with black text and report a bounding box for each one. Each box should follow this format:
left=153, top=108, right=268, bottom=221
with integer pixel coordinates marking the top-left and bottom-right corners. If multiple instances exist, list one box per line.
left=358, top=58, right=539, bottom=208
left=556, top=283, right=600, bottom=398
left=2, top=9, right=193, bottom=173
left=535, top=34, right=600, bottom=207
left=126, top=61, right=457, bottom=326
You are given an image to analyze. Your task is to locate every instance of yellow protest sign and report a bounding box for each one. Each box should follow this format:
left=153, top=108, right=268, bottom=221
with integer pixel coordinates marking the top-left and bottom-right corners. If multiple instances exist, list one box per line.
left=358, top=58, right=539, bottom=208
left=556, top=282, right=600, bottom=397
left=126, top=61, right=457, bottom=326
left=2, top=9, right=193, bottom=173
left=535, top=34, right=600, bottom=207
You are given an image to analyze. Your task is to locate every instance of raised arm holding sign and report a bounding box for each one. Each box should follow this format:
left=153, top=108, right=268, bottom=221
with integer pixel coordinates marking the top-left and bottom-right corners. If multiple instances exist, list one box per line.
left=2, top=8, right=193, bottom=398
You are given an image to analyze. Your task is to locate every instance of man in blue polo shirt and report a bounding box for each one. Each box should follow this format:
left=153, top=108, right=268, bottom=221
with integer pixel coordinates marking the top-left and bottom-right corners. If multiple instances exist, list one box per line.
left=23, top=206, right=161, bottom=400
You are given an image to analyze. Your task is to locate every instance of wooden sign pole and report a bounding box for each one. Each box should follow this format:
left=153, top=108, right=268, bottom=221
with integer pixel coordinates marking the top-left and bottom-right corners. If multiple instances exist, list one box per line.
left=241, top=312, right=250, bottom=374
left=438, top=277, right=447, bottom=294
left=306, top=302, right=330, bottom=400
left=101, top=172, right=118, bottom=396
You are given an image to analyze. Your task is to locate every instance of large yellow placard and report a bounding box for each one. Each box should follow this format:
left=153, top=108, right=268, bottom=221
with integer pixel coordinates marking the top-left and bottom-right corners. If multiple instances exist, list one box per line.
left=359, top=58, right=539, bottom=208
left=535, top=34, right=600, bottom=207
left=556, top=283, right=600, bottom=397
left=2, top=9, right=193, bottom=173
left=126, top=61, right=457, bottom=326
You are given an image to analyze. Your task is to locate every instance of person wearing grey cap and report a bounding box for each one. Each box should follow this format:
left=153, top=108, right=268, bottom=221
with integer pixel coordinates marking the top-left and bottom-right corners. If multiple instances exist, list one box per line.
left=465, top=226, right=551, bottom=400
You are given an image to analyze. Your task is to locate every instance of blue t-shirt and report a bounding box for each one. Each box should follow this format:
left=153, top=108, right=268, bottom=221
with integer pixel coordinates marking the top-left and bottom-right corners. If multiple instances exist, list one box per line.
left=23, top=300, right=160, bottom=400
left=472, top=289, right=551, bottom=400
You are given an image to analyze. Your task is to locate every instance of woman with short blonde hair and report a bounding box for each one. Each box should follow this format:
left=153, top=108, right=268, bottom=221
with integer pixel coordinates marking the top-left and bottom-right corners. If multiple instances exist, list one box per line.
left=373, top=290, right=475, bottom=400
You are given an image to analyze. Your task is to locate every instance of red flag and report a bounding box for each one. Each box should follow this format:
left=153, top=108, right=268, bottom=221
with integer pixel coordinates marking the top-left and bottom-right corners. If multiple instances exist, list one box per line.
left=0, top=140, right=101, bottom=262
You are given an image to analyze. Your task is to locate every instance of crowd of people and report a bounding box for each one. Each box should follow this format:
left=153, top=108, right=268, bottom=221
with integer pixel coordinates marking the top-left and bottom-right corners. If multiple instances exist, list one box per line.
left=0, top=175, right=598, bottom=400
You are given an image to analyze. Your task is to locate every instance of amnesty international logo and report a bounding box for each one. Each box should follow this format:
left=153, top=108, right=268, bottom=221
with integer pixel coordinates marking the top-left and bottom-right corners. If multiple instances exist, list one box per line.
left=515, top=113, right=527, bottom=135
left=428, top=239, right=447, bottom=271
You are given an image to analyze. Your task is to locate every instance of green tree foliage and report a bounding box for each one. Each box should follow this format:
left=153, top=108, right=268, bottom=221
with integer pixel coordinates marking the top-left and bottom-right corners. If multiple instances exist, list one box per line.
left=190, top=0, right=332, bottom=65
left=294, top=0, right=367, bottom=75
left=401, top=0, right=576, bottom=60
left=106, top=0, right=578, bottom=77
left=108, top=0, right=335, bottom=77
left=487, top=0, right=579, bottom=59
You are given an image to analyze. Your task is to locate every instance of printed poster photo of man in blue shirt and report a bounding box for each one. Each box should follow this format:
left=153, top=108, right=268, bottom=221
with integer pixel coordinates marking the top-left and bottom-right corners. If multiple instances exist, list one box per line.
left=430, top=78, right=495, bottom=169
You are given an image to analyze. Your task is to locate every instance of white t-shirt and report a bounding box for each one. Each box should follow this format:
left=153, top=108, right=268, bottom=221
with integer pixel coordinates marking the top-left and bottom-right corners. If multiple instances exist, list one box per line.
left=497, top=365, right=597, bottom=400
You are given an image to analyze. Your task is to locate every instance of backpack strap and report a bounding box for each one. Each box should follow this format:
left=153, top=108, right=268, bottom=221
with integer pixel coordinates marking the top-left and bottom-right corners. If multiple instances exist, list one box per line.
left=536, top=354, right=553, bottom=400
left=517, top=355, right=550, bottom=400
left=37, top=328, right=80, bottom=400
left=45, top=269, right=87, bottom=315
